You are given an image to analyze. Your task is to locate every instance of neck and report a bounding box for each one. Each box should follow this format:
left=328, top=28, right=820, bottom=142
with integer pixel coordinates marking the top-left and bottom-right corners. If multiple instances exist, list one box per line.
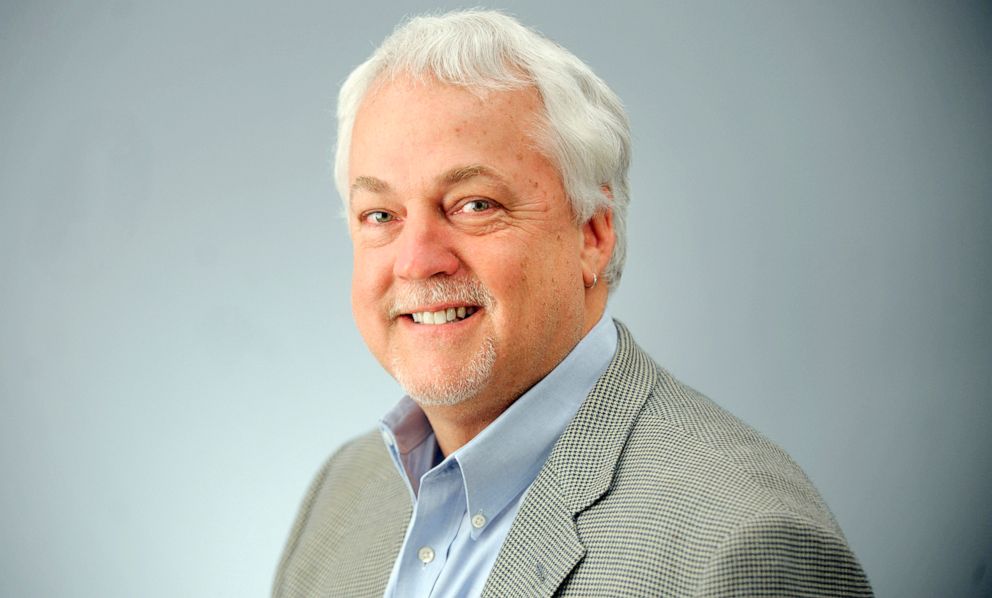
left=423, top=399, right=510, bottom=456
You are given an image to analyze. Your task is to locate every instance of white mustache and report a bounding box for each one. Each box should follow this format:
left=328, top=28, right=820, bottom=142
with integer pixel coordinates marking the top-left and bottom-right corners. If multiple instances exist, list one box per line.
left=388, top=277, right=494, bottom=318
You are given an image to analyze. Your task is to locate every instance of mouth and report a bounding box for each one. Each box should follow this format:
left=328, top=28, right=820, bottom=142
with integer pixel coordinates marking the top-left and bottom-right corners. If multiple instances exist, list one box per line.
left=405, top=305, right=480, bottom=325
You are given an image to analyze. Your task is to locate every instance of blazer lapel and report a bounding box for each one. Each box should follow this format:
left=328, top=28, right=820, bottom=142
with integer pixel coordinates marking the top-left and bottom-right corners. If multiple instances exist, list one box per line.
left=480, top=471, right=584, bottom=597
left=482, top=321, right=658, bottom=597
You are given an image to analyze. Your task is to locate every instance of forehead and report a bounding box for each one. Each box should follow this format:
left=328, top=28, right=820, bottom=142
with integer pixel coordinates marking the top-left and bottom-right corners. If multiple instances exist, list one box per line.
left=348, top=76, right=552, bottom=182
left=358, top=74, right=545, bottom=129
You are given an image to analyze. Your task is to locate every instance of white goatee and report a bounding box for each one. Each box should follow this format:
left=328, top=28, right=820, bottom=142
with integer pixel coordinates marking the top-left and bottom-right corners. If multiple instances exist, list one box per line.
left=388, top=277, right=497, bottom=407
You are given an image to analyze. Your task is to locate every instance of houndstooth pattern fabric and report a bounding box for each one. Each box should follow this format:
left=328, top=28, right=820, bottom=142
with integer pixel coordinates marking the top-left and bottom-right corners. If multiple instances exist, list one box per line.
left=273, top=431, right=412, bottom=597
left=273, top=322, right=872, bottom=597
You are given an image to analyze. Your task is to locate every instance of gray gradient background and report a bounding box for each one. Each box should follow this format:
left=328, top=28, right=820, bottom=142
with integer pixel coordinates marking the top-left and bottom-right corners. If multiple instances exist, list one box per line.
left=1, top=1, right=990, bottom=596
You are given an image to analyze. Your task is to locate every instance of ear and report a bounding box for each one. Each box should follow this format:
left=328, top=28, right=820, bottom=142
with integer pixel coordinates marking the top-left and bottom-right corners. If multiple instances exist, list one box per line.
left=580, top=188, right=616, bottom=289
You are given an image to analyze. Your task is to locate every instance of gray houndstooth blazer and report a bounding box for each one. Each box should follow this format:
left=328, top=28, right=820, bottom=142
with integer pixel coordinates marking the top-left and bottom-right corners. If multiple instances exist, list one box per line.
left=274, top=322, right=872, bottom=597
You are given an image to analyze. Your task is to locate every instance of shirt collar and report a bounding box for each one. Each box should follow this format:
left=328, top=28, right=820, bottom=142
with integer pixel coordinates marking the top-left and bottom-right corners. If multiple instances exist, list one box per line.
left=380, top=311, right=618, bottom=536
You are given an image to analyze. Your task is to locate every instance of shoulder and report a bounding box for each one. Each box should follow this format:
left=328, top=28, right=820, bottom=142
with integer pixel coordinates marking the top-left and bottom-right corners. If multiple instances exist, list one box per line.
left=273, top=430, right=408, bottom=598
left=564, top=335, right=871, bottom=595
left=297, top=429, right=401, bottom=526
left=630, top=366, right=839, bottom=532
left=323, top=429, right=396, bottom=483
left=287, top=430, right=396, bottom=515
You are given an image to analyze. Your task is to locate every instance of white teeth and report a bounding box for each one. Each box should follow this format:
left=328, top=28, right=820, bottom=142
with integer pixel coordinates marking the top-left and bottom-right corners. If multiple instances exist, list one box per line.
left=409, top=306, right=478, bottom=325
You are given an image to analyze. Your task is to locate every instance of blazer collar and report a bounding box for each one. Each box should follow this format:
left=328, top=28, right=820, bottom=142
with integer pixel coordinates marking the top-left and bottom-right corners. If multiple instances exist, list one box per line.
left=482, top=320, right=658, bottom=596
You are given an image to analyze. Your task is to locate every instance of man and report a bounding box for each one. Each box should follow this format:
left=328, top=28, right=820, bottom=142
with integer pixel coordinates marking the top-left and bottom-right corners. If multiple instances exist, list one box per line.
left=274, top=10, right=871, bottom=597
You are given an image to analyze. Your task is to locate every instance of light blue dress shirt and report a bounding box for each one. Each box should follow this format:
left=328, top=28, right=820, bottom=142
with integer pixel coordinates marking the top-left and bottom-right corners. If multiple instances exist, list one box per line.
left=379, top=313, right=618, bottom=597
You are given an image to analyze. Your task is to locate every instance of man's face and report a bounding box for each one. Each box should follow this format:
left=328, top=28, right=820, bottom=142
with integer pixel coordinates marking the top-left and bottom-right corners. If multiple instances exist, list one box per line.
left=347, top=76, right=590, bottom=408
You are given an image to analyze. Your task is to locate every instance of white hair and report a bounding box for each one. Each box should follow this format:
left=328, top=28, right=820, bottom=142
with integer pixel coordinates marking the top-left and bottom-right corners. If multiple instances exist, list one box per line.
left=335, top=9, right=631, bottom=289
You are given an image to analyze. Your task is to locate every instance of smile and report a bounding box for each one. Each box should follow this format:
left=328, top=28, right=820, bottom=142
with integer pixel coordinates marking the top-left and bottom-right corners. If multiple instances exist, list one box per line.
left=409, top=306, right=478, bottom=325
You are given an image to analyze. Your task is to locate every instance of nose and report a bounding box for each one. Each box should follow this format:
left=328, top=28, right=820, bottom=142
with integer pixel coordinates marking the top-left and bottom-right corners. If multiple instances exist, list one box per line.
left=392, top=211, right=460, bottom=280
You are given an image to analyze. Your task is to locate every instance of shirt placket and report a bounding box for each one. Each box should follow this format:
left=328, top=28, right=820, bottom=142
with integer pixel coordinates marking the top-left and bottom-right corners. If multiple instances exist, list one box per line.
left=394, top=461, right=466, bottom=596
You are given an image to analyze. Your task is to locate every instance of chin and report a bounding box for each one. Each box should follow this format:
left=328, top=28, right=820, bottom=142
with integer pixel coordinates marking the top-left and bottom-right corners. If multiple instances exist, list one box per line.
left=391, top=336, right=497, bottom=407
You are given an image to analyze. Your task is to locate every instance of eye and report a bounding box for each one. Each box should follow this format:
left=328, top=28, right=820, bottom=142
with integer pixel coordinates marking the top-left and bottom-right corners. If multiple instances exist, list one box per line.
left=459, top=199, right=494, bottom=214
left=362, top=210, right=395, bottom=224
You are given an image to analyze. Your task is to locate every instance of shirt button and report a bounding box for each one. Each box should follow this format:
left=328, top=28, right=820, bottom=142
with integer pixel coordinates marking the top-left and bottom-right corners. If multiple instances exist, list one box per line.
left=418, top=546, right=435, bottom=565
left=471, top=513, right=487, bottom=529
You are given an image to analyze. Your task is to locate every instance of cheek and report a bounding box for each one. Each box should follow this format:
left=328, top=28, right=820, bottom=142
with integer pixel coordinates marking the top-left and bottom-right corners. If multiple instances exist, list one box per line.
left=350, top=265, right=391, bottom=365
left=351, top=243, right=390, bottom=288
left=349, top=277, right=371, bottom=338
left=485, top=229, right=580, bottom=295
left=533, top=234, right=582, bottom=284
left=350, top=249, right=388, bottom=325
left=483, top=247, right=534, bottom=295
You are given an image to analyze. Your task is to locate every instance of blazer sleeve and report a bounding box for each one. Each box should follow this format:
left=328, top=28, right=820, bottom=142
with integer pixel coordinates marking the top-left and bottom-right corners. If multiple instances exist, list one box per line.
left=694, top=510, right=873, bottom=597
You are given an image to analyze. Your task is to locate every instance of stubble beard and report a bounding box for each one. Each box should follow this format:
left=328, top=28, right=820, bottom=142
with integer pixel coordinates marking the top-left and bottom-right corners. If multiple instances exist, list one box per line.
left=391, top=334, right=497, bottom=407
left=388, top=277, right=497, bottom=407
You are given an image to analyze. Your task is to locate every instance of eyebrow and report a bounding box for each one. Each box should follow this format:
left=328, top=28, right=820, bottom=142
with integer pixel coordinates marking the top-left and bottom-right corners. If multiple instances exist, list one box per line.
left=349, top=164, right=507, bottom=199
left=440, top=164, right=505, bottom=186
left=351, top=175, right=390, bottom=195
